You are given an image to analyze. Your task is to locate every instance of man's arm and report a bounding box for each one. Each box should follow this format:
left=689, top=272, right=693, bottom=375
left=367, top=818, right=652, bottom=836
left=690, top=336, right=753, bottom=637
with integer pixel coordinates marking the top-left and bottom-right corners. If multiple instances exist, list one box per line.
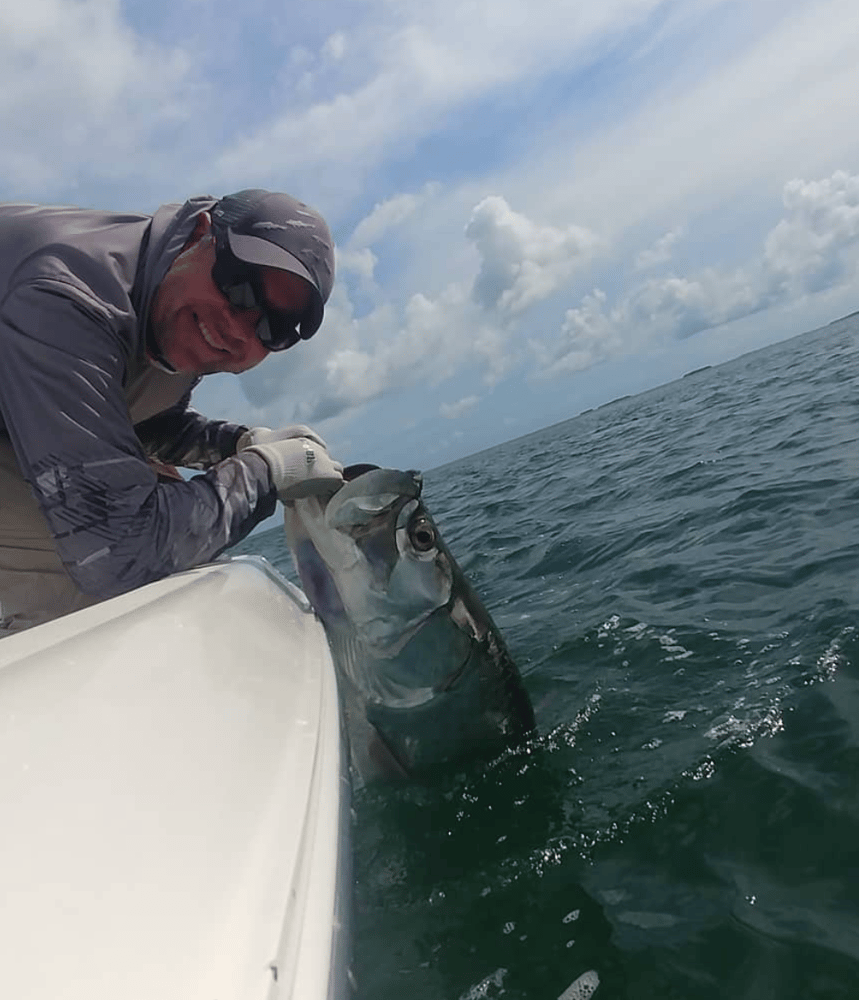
left=134, top=394, right=248, bottom=469
left=0, top=279, right=276, bottom=599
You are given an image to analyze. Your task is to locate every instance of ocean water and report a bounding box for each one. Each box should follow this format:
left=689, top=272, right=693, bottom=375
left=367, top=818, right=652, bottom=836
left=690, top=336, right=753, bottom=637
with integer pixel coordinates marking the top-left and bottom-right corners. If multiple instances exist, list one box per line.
left=235, top=315, right=859, bottom=999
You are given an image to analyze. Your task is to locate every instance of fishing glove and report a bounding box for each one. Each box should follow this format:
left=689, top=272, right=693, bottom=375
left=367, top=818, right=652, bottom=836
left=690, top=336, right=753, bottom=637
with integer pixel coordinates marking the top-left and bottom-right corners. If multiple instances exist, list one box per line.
left=239, top=426, right=344, bottom=500
left=236, top=424, right=328, bottom=451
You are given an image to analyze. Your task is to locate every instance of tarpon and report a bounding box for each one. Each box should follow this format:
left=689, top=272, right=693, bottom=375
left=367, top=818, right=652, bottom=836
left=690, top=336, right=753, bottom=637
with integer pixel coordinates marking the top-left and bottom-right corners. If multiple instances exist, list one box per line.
left=282, top=467, right=536, bottom=783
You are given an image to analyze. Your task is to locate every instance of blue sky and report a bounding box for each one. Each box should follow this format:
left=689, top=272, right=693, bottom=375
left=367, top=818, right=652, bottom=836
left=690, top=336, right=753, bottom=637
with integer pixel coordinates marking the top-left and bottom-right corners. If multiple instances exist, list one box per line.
left=3, top=0, right=859, bottom=469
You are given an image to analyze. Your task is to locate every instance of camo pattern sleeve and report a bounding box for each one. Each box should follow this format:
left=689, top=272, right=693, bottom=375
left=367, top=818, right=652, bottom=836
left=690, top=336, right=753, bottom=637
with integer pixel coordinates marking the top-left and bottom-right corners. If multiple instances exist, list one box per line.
left=134, top=394, right=249, bottom=470
left=0, top=279, right=277, bottom=598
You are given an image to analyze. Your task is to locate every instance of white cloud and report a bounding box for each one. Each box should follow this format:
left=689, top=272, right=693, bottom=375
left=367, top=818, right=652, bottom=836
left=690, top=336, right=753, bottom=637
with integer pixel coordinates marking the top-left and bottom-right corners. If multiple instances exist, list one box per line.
left=0, top=0, right=194, bottom=195
left=337, top=246, right=378, bottom=282
left=629, top=269, right=767, bottom=339
left=349, top=183, right=441, bottom=249
left=323, top=31, right=347, bottom=61
left=466, top=196, right=601, bottom=316
left=294, top=190, right=604, bottom=420
left=526, top=0, right=859, bottom=235
left=204, top=0, right=669, bottom=200
left=764, top=170, right=859, bottom=294
left=534, top=290, right=623, bottom=376
left=536, top=169, right=859, bottom=375
left=440, top=395, right=480, bottom=419
left=635, top=229, right=682, bottom=270
left=241, top=277, right=510, bottom=425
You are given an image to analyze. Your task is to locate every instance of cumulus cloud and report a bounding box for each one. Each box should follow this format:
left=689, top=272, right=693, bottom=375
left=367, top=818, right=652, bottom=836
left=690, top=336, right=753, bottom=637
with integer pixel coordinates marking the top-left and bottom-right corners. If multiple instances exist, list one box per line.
left=534, top=290, right=623, bottom=376
left=627, top=268, right=767, bottom=339
left=241, top=275, right=511, bottom=426
left=764, top=170, right=859, bottom=294
left=337, top=247, right=378, bottom=282
left=238, top=188, right=558, bottom=426
left=259, top=172, right=603, bottom=418
left=283, top=285, right=476, bottom=422
left=634, top=229, right=682, bottom=270
left=440, top=395, right=480, bottom=419
left=466, top=195, right=600, bottom=316
left=350, top=183, right=442, bottom=249
left=535, top=169, right=859, bottom=376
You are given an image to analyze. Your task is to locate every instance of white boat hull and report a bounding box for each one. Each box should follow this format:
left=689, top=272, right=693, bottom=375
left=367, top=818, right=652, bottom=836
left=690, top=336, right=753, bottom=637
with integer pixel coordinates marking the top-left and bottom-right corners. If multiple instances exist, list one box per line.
left=0, top=556, right=352, bottom=999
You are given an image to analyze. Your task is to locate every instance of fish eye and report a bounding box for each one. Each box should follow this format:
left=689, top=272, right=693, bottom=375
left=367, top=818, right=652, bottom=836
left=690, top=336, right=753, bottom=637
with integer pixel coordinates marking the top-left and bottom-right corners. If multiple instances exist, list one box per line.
left=408, top=515, right=436, bottom=553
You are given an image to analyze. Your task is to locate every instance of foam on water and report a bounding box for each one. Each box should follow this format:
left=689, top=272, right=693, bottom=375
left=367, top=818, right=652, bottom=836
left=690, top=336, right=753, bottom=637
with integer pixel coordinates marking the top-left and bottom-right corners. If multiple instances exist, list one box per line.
left=557, top=970, right=600, bottom=1000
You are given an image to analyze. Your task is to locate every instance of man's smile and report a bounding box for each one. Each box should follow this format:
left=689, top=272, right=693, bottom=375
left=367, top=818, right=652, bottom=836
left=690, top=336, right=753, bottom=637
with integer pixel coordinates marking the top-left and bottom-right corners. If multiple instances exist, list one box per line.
left=194, top=312, right=229, bottom=353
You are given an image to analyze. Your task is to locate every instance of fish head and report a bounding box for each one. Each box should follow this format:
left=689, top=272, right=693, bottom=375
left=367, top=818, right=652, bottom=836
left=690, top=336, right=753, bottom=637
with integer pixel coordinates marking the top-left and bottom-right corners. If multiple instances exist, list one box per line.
left=285, top=469, right=454, bottom=656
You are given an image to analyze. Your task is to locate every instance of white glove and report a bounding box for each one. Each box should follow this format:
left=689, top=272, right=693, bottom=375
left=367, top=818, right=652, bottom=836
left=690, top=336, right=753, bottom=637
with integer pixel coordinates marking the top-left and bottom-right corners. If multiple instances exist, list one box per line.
left=236, top=424, right=328, bottom=451
left=243, top=436, right=344, bottom=500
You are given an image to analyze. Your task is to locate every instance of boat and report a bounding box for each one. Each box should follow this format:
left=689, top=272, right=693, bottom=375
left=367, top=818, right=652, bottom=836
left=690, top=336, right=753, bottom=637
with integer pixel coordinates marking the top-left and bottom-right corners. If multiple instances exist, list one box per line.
left=0, top=555, right=353, bottom=999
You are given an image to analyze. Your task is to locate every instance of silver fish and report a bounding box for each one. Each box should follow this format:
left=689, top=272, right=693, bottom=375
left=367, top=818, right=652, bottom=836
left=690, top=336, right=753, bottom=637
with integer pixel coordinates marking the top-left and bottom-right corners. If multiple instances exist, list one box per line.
left=282, top=467, right=535, bottom=783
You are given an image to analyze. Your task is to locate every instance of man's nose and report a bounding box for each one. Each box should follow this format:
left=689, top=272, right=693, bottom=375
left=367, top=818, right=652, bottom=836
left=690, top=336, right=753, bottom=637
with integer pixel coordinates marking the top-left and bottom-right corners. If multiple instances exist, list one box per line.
left=228, top=307, right=261, bottom=342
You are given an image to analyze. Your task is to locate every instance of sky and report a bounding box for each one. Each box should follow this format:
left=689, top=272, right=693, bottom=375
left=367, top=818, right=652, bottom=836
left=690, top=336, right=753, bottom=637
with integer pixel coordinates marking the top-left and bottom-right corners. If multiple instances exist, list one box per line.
left=3, top=0, right=859, bottom=469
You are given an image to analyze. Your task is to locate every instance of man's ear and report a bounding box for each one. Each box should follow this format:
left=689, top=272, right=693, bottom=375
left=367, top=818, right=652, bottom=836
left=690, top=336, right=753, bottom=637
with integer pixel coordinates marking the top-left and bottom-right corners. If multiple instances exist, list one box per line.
left=183, top=211, right=212, bottom=250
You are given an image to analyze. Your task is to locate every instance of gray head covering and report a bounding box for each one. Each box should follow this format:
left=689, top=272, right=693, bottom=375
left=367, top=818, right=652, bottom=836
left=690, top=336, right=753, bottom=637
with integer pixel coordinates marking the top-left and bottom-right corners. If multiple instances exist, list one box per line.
left=211, top=189, right=335, bottom=338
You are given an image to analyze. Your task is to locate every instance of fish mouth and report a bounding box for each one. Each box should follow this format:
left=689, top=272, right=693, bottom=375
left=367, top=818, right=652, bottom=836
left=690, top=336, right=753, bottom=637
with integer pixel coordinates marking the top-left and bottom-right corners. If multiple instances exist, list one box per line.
left=325, top=469, right=422, bottom=531
left=343, top=463, right=381, bottom=482
left=433, top=645, right=474, bottom=694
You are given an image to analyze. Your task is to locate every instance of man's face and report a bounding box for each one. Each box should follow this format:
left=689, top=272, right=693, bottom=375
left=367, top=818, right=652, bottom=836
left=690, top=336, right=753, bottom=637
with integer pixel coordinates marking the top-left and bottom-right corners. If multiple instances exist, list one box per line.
left=149, top=213, right=313, bottom=375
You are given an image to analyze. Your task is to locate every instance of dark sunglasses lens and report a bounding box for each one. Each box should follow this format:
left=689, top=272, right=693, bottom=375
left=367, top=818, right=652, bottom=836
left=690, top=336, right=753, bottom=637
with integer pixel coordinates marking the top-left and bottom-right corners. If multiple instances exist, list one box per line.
left=257, top=312, right=302, bottom=351
left=212, top=246, right=259, bottom=310
left=212, top=249, right=246, bottom=300
left=224, top=280, right=258, bottom=310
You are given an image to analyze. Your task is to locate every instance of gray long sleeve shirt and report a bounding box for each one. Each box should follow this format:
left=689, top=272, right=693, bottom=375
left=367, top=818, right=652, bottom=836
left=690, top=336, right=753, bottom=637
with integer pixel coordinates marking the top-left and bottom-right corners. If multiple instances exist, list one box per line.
left=0, top=197, right=276, bottom=599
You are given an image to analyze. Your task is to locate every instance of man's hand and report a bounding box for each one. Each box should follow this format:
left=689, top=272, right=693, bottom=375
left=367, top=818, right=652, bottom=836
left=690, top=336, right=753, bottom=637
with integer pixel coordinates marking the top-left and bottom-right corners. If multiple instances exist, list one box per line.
left=236, top=424, right=328, bottom=451
left=239, top=426, right=344, bottom=499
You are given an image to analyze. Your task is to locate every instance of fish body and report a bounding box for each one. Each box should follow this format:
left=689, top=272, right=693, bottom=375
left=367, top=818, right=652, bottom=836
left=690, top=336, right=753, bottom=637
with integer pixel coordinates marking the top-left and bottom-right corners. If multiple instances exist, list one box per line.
left=283, top=468, right=535, bottom=783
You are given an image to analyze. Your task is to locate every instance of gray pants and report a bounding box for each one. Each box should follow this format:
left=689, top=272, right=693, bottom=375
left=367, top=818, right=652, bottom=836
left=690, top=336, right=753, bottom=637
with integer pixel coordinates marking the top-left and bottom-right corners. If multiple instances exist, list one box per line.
left=0, top=435, right=95, bottom=635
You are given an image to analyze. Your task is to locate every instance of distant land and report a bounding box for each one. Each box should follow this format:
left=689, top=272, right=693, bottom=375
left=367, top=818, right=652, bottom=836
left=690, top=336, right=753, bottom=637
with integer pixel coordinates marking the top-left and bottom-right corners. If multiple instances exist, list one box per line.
left=830, top=309, right=859, bottom=324
left=597, top=394, right=631, bottom=410
left=428, top=306, right=858, bottom=475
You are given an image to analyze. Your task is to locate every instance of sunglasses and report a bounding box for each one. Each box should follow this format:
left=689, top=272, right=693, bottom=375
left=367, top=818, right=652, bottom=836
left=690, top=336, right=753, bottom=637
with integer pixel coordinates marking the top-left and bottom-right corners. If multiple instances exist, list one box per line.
left=211, top=231, right=310, bottom=352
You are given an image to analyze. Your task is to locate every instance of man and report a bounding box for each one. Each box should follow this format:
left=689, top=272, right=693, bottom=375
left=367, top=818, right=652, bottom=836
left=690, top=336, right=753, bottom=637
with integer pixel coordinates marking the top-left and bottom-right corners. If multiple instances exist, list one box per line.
left=0, top=188, right=343, bottom=635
